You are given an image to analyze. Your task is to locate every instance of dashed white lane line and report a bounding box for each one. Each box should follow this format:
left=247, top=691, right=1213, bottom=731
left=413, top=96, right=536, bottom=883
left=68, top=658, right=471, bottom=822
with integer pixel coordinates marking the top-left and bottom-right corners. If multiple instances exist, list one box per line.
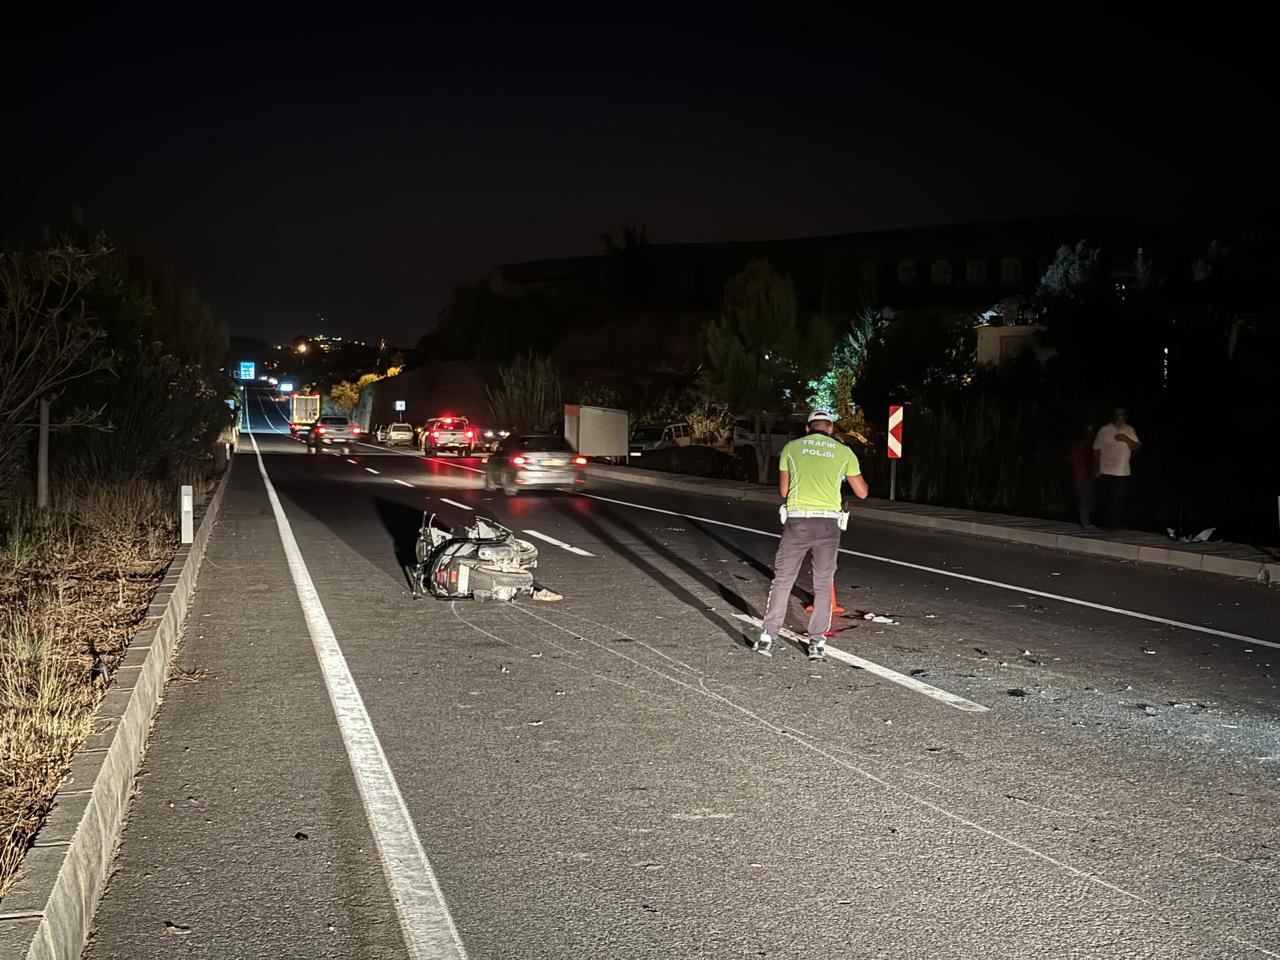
left=732, top=613, right=989, bottom=712
left=366, top=467, right=381, bottom=475
left=425, top=457, right=485, bottom=475
left=248, top=433, right=467, bottom=960
left=347, top=458, right=359, bottom=464
left=394, top=478, right=414, bottom=488
left=439, top=498, right=473, bottom=510
left=584, top=493, right=1280, bottom=651
left=355, top=442, right=489, bottom=475
left=523, top=529, right=594, bottom=557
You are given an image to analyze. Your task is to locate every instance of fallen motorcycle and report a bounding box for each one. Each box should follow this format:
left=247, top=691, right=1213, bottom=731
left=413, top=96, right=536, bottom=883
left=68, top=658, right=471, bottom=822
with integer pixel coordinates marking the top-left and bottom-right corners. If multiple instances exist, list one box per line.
left=410, top=513, right=539, bottom=602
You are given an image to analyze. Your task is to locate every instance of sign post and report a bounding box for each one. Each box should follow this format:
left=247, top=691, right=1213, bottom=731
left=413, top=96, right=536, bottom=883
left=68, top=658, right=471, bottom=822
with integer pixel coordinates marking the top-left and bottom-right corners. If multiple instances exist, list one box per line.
left=179, top=484, right=194, bottom=544
left=394, top=399, right=406, bottom=422
left=887, top=405, right=904, bottom=501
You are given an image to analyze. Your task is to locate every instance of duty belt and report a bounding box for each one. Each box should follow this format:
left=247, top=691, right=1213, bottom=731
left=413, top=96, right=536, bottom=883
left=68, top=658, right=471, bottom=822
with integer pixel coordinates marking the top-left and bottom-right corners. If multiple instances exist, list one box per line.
left=787, top=509, right=844, bottom=519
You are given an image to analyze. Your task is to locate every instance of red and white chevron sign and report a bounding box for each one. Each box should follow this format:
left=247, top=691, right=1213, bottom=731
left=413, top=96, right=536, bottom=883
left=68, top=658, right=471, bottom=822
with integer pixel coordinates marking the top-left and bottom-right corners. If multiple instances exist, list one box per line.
left=887, top=405, right=904, bottom=459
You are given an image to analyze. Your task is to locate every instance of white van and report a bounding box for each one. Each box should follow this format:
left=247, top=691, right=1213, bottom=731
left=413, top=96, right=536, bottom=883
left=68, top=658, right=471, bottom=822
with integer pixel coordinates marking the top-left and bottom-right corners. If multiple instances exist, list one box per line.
left=628, top=422, right=691, bottom=457
left=731, top=417, right=801, bottom=457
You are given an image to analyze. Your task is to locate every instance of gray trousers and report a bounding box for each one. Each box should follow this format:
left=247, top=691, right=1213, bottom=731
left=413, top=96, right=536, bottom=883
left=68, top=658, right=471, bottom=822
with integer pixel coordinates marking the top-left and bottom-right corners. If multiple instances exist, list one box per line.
left=761, top=517, right=841, bottom=640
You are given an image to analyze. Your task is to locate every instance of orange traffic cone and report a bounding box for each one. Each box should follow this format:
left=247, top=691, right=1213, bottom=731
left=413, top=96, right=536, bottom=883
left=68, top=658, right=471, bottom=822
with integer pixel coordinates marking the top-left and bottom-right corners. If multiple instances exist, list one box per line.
left=806, top=584, right=845, bottom=615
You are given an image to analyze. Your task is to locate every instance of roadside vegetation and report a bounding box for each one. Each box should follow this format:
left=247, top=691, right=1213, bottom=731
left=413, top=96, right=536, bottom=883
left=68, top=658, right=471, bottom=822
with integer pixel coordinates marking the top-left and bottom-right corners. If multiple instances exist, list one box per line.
left=410, top=222, right=1280, bottom=542
left=0, top=223, right=232, bottom=896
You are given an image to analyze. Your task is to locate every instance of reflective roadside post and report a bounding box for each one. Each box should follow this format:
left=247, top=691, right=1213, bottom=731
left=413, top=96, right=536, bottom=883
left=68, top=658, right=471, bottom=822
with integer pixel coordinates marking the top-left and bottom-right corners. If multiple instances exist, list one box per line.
left=887, top=404, right=903, bottom=501
left=179, top=484, right=194, bottom=544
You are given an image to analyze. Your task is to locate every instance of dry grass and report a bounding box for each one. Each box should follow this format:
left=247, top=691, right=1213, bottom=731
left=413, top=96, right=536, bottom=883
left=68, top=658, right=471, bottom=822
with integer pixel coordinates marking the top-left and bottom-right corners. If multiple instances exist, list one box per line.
left=0, top=476, right=195, bottom=897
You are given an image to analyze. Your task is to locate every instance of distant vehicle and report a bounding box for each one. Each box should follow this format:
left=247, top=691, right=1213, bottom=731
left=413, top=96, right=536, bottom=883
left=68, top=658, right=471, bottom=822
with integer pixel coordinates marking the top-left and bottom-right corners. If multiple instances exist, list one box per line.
left=421, top=416, right=476, bottom=456
left=307, top=415, right=362, bottom=454
left=384, top=422, right=415, bottom=446
left=628, top=422, right=691, bottom=458
left=483, top=434, right=587, bottom=496
left=373, top=424, right=390, bottom=442
left=475, top=427, right=509, bottom=454
left=289, top=394, right=321, bottom=438
left=731, top=417, right=800, bottom=457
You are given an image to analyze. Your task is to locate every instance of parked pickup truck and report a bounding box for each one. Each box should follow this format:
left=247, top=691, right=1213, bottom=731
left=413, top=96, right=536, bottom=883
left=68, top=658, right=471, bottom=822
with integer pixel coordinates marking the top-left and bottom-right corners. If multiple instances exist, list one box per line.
left=307, top=415, right=362, bottom=454
left=420, top=416, right=476, bottom=456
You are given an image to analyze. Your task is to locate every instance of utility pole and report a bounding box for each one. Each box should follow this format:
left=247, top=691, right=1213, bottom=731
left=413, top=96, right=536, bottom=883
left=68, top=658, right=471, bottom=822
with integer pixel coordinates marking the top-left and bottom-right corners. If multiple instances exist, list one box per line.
left=37, top=397, right=50, bottom=510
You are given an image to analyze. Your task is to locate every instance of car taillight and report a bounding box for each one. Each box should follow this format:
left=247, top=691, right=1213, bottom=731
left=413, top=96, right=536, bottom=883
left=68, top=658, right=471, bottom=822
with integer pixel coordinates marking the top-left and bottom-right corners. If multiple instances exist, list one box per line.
left=510, top=455, right=527, bottom=466
left=315, top=426, right=326, bottom=435
left=351, top=425, right=361, bottom=434
left=464, top=431, right=474, bottom=440
left=431, top=430, right=439, bottom=439
left=573, top=456, right=587, bottom=465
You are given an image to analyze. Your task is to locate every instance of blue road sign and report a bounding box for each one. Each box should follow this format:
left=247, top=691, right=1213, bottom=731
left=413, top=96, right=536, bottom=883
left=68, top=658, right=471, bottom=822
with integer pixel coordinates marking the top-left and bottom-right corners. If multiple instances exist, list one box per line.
left=278, top=381, right=294, bottom=393
left=239, top=361, right=256, bottom=380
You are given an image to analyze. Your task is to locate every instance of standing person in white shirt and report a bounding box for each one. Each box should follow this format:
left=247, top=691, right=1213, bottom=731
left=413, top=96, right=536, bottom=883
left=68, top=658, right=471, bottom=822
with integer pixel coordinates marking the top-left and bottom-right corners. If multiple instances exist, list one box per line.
left=1092, top=407, right=1141, bottom=528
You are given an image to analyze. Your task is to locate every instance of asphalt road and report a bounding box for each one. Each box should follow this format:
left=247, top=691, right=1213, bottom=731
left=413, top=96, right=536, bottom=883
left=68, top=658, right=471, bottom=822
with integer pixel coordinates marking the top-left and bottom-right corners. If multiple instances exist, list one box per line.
left=84, top=392, right=1280, bottom=959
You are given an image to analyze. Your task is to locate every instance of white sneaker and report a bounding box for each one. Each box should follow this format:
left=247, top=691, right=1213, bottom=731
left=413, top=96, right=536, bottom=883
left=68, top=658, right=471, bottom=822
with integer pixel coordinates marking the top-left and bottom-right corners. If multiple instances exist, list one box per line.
left=752, top=632, right=774, bottom=657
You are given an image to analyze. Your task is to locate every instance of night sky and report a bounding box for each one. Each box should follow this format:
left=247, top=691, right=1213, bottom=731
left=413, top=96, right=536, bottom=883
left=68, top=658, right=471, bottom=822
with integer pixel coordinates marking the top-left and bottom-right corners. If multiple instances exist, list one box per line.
left=6, top=8, right=1276, bottom=346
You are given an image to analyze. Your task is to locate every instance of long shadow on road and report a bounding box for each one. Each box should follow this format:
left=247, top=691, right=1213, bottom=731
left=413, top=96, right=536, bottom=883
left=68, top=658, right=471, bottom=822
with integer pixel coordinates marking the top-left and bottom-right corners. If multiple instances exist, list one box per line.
left=684, top=517, right=815, bottom=609
left=569, top=505, right=765, bottom=649
left=373, top=497, right=424, bottom=572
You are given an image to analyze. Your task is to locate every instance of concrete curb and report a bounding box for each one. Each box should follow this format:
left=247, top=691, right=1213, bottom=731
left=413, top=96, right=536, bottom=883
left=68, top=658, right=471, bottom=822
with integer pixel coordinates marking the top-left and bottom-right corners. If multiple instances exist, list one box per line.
left=0, top=461, right=235, bottom=960
left=587, top=463, right=1279, bottom=584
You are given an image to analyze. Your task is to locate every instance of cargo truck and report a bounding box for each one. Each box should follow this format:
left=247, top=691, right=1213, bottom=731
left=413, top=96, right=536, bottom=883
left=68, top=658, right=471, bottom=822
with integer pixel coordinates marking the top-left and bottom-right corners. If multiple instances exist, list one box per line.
left=289, top=393, right=321, bottom=439
left=564, top=405, right=629, bottom=460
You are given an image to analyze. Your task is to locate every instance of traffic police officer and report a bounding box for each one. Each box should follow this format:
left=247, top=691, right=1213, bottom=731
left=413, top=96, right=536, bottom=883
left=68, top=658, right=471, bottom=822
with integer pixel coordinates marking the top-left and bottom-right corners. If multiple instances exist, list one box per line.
left=754, top=409, right=868, bottom=660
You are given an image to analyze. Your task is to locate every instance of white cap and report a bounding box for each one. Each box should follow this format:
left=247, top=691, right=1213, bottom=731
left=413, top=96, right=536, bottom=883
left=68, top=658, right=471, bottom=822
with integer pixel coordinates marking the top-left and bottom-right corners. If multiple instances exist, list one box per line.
left=807, top=409, right=835, bottom=423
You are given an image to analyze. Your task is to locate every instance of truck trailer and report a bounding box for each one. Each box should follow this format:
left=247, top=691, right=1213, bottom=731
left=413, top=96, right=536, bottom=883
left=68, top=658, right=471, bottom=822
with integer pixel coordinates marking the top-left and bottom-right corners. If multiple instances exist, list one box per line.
left=563, top=405, right=629, bottom=460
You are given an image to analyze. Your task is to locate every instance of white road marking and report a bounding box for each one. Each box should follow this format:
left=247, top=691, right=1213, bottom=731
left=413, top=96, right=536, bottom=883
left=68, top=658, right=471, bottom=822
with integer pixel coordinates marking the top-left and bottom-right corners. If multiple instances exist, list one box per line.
left=247, top=433, right=467, bottom=960
left=523, top=529, right=594, bottom=557
left=366, top=467, right=381, bottom=475
left=394, top=478, right=414, bottom=488
left=357, top=442, right=488, bottom=474
left=347, top=458, right=359, bottom=464
left=439, top=498, right=473, bottom=510
left=584, top=493, right=1279, bottom=651
left=732, top=613, right=988, bottom=712
left=425, top=457, right=485, bottom=474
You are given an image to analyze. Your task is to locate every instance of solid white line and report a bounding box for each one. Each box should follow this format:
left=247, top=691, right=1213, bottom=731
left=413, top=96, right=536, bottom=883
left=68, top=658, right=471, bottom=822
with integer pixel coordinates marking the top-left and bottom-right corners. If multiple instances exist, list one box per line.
left=584, top=493, right=1280, bottom=651
left=394, top=478, right=414, bottom=488
left=247, top=434, right=467, bottom=960
left=523, top=528, right=594, bottom=557
left=366, top=467, right=381, bottom=475
left=439, top=498, right=473, bottom=510
left=732, top=613, right=989, bottom=712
